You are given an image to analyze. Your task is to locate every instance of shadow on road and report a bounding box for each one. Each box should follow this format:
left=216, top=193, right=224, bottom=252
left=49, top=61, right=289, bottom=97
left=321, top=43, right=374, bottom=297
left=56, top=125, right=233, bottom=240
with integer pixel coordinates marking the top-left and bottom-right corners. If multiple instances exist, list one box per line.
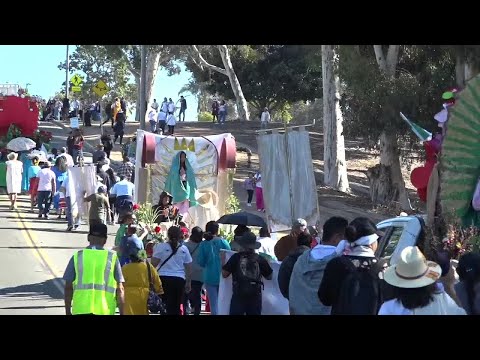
left=0, top=278, right=64, bottom=300
left=0, top=246, right=83, bottom=250
left=0, top=305, right=64, bottom=310
left=0, top=227, right=88, bottom=234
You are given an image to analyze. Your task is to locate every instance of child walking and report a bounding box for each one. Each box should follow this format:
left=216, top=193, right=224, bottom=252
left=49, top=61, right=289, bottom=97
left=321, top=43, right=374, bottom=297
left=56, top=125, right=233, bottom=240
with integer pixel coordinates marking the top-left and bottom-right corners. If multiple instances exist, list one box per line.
left=243, top=173, right=255, bottom=207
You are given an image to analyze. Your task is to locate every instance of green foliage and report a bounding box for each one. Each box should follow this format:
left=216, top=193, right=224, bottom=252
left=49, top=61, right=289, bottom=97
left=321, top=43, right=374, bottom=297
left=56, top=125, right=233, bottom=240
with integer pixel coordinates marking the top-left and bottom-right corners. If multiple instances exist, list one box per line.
left=198, top=111, right=214, bottom=122
left=225, top=194, right=240, bottom=215
left=134, top=203, right=161, bottom=228
left=185, top=45, right=322, bottom=115
left=338, top=45, right=456, bottom=153
left=276, top=103, right=293, bottom=124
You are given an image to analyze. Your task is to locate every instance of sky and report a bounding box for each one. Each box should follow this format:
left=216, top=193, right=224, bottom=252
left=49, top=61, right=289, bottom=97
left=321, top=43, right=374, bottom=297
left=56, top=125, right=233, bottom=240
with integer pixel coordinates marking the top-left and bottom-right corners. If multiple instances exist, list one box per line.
left=0, top=45, right=199, bottom=121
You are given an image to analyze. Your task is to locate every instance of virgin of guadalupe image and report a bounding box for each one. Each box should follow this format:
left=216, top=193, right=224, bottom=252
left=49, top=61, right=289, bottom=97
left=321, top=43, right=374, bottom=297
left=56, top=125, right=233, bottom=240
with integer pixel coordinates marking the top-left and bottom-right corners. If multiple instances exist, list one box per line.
left=164, top=151, right=198, bottom=217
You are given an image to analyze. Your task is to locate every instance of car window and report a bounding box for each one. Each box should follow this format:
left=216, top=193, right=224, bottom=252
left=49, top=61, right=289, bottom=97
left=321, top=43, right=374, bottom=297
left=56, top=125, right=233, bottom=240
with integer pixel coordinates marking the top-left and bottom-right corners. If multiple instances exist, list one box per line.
left=382, top=226, right=404, bottom=258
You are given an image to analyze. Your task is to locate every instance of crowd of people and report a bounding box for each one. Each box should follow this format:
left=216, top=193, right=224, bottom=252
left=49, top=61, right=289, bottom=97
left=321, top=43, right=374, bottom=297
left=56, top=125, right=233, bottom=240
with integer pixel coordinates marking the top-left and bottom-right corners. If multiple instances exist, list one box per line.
left=147, top=96, right=187, bottom=135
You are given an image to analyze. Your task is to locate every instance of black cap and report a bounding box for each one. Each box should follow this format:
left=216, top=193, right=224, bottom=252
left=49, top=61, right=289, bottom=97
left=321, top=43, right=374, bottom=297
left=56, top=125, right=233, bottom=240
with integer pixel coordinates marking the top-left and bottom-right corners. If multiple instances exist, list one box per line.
left=237, top=231, right=261, bottom=250
left=89, top=223, right=108, bottom=238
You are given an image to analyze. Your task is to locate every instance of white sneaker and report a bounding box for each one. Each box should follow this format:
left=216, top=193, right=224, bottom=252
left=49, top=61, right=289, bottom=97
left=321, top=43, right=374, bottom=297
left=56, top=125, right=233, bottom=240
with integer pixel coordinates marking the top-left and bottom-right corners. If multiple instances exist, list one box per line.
left=247, top=203, right=252, bottom=207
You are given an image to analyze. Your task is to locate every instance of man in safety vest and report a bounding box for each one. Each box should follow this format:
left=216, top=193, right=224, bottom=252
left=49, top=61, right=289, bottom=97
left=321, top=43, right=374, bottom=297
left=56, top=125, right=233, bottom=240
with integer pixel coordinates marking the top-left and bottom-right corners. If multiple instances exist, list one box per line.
left=63, top=223, right=125, bottom=315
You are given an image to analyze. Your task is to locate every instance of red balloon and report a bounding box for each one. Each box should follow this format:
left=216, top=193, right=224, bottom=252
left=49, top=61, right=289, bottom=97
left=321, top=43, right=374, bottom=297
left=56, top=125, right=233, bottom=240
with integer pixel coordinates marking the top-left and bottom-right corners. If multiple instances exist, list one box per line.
left=411, top=167, right=430, bottom=189
left=417, top=187, right=427, bottom=202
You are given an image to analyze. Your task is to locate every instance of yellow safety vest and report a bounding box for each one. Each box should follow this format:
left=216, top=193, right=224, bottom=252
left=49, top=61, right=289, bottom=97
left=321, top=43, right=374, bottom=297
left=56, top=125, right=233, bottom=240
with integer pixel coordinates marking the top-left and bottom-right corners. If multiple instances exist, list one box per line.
left=72, top=249, right=118, bottom=315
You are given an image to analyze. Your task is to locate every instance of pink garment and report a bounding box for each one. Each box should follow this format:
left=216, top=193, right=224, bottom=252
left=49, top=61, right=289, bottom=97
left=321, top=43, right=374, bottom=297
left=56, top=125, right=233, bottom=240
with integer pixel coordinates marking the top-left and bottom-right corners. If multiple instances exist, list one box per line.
left=255, top=187, right=264, bottom=210
left=175, top=199, right=190, bottom=217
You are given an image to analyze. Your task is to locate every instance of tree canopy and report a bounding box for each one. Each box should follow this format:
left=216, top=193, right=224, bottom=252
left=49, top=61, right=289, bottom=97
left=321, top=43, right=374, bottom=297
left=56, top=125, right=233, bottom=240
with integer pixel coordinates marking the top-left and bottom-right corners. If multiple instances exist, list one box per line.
left=185, top=45, right=323, bottom=116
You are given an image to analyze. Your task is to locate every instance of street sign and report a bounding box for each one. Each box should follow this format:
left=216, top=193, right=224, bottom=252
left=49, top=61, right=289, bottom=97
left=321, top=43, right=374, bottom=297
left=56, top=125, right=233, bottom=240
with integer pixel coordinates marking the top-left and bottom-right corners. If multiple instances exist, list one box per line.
left=71, top=86, right=82, bottom=92
left=70, top=74, right=83, bottom=86
left=92, top=80, right=109, bottom=97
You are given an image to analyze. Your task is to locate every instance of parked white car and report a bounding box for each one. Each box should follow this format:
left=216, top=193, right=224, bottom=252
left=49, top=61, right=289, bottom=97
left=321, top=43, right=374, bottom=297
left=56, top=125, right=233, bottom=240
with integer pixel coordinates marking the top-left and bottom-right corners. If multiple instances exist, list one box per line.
left=376, top=215, right=425, bottom=265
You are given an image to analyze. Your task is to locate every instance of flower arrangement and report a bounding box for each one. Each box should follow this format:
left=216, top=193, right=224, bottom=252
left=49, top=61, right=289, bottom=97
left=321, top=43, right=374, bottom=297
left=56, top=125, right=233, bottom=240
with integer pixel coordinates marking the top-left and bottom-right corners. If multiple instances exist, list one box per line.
left=31, top=129, right=53, bottom=144
left=442, top=221, right=480, bottom=260
left=6, top=124, right=22, bottom=141
left=133, top=203, right=164, bottom=244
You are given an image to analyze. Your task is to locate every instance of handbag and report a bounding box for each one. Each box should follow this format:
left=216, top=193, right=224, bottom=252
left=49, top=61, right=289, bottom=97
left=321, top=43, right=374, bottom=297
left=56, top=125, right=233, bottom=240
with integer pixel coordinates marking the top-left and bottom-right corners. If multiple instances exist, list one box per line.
left=146, top=262, right=166, bottom=315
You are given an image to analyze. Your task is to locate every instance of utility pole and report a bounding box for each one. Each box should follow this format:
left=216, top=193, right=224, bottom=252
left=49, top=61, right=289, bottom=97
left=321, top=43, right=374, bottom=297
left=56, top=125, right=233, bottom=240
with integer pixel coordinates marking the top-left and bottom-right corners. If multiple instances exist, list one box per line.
left=66, top=45, right=70, bottom=99
left=140, top=45, right=147, bottom=130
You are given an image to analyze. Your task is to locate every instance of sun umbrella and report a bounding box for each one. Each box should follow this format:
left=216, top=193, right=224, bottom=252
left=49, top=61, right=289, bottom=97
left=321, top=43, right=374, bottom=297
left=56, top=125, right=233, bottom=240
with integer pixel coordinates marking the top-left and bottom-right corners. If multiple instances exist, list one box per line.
left=217, top=211, right=267, bottom=228
left=28, top=150, right=48, bottom=162
left=7, top=137, right=37, bottom=152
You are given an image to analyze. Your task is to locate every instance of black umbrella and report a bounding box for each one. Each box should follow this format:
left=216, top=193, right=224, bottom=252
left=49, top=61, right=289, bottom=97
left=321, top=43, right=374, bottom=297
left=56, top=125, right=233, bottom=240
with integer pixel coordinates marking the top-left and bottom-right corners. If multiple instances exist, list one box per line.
left=217, top=211, right=267, bottom=228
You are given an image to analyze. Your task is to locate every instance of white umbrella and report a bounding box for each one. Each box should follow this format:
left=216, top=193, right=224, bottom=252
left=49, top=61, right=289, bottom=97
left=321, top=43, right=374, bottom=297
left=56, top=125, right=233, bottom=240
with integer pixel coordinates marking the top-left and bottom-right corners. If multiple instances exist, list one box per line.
left=28, top=150, right=48, bottom=162
left=7, top=137, right=37, bottom=152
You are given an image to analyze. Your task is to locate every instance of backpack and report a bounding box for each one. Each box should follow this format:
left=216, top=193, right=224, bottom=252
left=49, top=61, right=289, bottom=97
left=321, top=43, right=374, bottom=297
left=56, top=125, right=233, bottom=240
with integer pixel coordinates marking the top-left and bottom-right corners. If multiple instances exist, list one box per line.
left=233, top=252, right=263, bottom=298
left=335, top=257, right=381, bottom=315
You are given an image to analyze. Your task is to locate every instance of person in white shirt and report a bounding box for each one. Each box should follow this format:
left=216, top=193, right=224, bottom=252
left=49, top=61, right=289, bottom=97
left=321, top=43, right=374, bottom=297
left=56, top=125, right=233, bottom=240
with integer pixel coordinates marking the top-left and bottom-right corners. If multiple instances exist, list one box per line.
left=110, top=176, right=135, bottom=218
left=36, top=161, right=56, bottom=219
left=256, top=227, right=277, bottom=261
left=260, top=107, right=271, bottom=129
left=151, top=99, right=159, bottom=111
left=167, top=98, right=175, bottom=115
left=151, top=226, right=192, bottom=315
left=379, top=246, right=466, bottom=315
left=166, top=113, right=176, bottom=135
left=157, top=109, right=167, bottom=134
left=71, top=99, right=80, bottom=116
left=147, top=107, right=157, bottom=133
left=58, top=147, right=74, bottom=167
left=161, top=97, right=169, bottom=114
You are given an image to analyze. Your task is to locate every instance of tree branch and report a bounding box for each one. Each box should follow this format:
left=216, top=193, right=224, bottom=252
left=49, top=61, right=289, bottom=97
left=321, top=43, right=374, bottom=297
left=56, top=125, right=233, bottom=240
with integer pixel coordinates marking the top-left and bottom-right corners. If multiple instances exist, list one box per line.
left=190, top=45, right=228, bottom=76
left=373, top=45, right=387, bottom=72
left=118, top=47, right=140, bottom=78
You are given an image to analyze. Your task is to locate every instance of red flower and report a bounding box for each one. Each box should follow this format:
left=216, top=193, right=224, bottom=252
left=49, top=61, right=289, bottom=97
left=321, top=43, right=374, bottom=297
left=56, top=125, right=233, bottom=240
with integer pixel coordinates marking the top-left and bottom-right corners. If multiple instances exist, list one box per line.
left=154, top=226, right=161, bottom=234
left=132, top=204, right=140, bottom=211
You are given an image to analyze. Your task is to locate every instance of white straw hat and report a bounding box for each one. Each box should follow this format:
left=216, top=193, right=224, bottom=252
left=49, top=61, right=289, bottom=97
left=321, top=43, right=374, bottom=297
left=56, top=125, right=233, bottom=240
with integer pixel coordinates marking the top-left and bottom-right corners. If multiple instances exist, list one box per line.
left=384, top=246, right=442, bottom=289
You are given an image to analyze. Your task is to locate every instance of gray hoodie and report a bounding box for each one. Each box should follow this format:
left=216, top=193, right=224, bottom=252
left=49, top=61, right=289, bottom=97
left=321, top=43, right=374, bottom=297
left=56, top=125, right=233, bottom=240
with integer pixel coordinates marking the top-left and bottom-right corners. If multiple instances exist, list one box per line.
left=288, top=247, right=337, bottom=315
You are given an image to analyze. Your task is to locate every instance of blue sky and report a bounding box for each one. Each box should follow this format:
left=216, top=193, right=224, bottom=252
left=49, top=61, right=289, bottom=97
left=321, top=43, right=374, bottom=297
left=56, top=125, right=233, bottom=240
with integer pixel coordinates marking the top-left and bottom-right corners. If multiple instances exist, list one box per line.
left=0, top=45, right=198, bottom=121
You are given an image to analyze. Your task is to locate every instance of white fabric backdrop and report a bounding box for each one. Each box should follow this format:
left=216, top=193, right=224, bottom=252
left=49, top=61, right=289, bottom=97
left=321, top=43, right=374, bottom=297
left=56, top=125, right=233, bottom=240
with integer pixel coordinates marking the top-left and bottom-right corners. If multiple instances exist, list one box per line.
left=218, top=250, right=289, bottom=315
left=257, top=133, right=292, bottom=232
left=287, top=130, right=320, bottom=227
left=67, top=165, right=96, bottom=218
left=257, top=130, right=319, bottom=232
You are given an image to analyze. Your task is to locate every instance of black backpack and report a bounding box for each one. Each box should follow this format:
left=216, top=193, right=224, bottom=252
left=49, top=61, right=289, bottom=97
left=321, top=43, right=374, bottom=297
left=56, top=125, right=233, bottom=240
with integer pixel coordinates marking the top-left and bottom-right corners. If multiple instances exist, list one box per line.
left=233, top=253, right=264, bottom=298
left=335, top=257, right=381, bottom=315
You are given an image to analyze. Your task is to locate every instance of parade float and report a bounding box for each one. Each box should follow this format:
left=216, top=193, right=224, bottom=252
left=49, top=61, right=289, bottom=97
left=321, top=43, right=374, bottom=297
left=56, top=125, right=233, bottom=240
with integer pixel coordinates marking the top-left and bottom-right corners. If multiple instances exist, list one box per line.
left=134, top=130, right=237, bottom=234
left=397, top=78, right=480, bottom=260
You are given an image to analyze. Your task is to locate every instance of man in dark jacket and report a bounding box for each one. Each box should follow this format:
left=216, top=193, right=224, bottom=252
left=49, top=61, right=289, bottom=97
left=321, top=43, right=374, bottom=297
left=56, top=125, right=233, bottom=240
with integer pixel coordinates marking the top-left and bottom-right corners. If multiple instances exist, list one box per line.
left=277, top=233, right=312, bottom=299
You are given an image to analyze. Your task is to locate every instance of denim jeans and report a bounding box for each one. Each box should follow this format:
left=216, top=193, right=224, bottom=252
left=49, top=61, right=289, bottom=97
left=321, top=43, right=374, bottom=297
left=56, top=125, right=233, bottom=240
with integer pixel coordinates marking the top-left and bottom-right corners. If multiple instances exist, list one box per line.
left=72, top=148, right=83, bottom=165
left=149, top=120, right=157, bottom=133
left=37, top=191, right=52, bottom=215
left=229, top=294, right=262, bottom=315
left=205, top=284, right=219, bottom=315
left=219, top=111, right=226, bottom=123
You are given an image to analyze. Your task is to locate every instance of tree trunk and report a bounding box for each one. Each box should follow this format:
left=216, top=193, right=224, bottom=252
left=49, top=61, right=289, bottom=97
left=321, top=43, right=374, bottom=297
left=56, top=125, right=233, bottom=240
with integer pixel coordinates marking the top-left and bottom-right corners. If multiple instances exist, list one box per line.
left=145, top=50, right=162, bottom=108
left=455, top=50, right=466, bottom=88
left=367, top=131, right=411, bottom=211
left=217, top=45, right=250, bottom=121
left=322, top=45, right=349, bottom=192
left=465, top=60, right=478, bottom=84
left=134, top=75, right=141, bottom=121
left=370, top=45, right=412, bottom=211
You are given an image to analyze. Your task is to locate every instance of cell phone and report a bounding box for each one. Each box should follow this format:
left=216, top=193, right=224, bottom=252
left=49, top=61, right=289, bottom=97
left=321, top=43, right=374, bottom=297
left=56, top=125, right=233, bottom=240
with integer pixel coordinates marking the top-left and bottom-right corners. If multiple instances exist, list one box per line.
left=436, top=250, right=451, bottom=277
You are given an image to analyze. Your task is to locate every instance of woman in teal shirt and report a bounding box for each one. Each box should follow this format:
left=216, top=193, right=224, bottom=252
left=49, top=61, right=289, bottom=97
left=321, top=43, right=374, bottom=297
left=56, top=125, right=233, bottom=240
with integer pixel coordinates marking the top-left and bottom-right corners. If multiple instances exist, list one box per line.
left=197, top=221, right=231, bottom=315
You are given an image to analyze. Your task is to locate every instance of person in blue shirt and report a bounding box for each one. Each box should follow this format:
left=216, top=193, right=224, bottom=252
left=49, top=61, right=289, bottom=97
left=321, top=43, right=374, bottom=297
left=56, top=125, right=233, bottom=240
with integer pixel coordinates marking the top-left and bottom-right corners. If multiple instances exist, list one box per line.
left=119, top=224, right=145, bottom=266
left=197, top=221, right=231, bottom=315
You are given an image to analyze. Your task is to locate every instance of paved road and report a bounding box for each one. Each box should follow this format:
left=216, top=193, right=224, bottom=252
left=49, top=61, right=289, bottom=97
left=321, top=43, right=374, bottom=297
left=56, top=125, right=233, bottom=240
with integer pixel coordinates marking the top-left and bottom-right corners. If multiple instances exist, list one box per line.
left=0, top=194, right=117, bottom=315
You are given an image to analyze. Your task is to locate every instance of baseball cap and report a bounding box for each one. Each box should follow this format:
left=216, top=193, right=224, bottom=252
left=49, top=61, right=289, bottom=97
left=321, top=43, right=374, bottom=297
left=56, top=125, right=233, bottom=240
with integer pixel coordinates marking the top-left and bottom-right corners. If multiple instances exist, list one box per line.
left=293, top=218, right=307, bottom=228
left=89, top=223, right=108, bottom=238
